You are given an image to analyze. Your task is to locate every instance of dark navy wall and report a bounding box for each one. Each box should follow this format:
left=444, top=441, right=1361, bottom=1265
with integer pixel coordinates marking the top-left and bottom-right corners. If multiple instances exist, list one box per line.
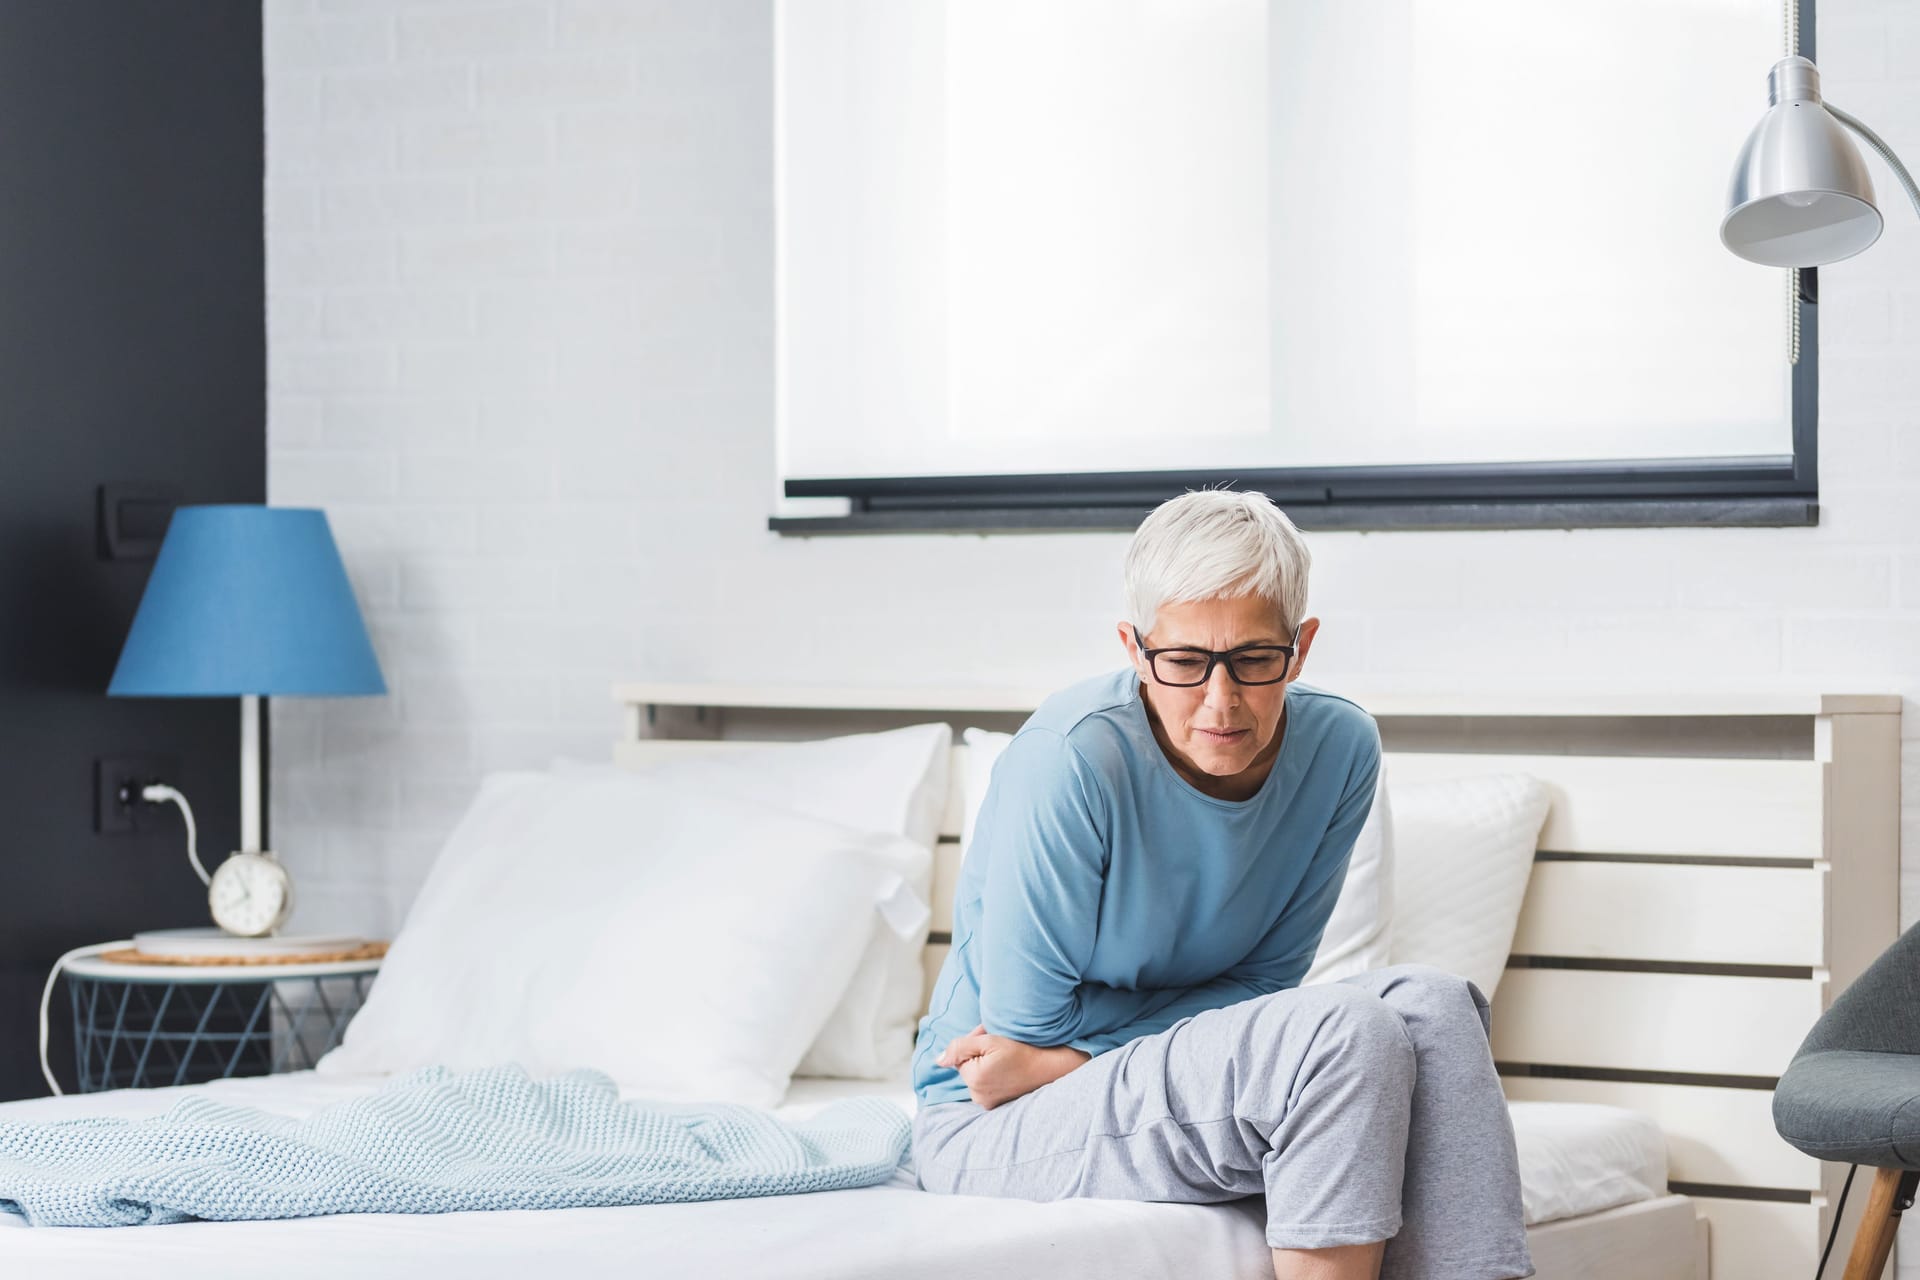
left=0, top=1, right=264, bottom=1100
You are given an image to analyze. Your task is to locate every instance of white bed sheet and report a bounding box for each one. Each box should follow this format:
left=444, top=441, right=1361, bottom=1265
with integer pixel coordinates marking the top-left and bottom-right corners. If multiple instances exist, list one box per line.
left=0, top=1068, right=1668, bottom=1280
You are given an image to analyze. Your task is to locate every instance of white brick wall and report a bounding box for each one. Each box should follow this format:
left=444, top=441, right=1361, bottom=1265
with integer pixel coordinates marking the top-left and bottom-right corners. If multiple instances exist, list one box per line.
left=265, top=3, right=1920, bottom=1257
left=265, top=0, right=1920, bottom=915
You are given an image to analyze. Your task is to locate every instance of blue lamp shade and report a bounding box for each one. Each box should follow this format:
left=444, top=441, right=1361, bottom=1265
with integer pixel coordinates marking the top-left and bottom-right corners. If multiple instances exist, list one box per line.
left=108, top=505, right=387, bottom=697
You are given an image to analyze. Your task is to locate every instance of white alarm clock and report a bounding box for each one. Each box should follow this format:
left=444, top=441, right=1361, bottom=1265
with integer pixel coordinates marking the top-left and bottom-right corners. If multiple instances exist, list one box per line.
left=208, top=850, right=295, bottom=937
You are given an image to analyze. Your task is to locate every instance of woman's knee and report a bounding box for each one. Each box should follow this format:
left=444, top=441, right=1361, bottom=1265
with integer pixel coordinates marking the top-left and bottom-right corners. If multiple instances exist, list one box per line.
left=1258, top=983, right=1414, bottom=1069
left=1388, top=961, right=1487, bottom=1001
left=1363, top=963, right=1492, bottom=1035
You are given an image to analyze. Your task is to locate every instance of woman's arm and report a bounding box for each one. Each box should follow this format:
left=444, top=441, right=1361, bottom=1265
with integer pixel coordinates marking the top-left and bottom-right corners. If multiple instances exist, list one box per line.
left=970, top=728, right=1114, bottom=1047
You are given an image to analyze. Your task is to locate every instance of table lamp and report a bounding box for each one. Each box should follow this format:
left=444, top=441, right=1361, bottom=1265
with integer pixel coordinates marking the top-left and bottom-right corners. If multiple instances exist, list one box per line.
left=107, top=505, right=386, bottom=927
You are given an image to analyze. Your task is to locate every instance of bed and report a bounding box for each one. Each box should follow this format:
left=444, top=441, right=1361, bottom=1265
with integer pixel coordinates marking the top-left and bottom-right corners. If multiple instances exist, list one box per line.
left=613, top=683, right=1902, bottom=1280
left=0, top=683, right=1899, bottom=1280
left=0, top=1061, right=1687, bottom=1280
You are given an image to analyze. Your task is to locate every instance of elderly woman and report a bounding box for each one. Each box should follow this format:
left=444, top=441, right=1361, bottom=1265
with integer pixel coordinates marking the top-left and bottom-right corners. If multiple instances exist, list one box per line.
left=910, top=490, right=1532, bottom=1280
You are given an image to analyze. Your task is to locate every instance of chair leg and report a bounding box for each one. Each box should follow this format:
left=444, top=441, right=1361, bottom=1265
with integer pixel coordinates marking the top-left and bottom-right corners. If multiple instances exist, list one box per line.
left=1842, top=1168, right=1920, bottom=1280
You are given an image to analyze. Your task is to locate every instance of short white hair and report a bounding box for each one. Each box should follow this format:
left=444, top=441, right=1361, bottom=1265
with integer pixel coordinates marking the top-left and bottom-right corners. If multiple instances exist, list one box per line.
left=1123, top=489, right=1311, bottom=636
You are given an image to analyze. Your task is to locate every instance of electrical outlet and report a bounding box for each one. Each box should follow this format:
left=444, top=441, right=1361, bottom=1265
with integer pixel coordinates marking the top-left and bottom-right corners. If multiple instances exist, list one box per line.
left=95, top=755, right=178, bottom=834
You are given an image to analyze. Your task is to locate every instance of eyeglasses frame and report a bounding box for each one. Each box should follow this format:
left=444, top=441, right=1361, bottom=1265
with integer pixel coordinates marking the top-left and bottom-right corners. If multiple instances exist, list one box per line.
left=1130, top=622, right=1305, bottom=688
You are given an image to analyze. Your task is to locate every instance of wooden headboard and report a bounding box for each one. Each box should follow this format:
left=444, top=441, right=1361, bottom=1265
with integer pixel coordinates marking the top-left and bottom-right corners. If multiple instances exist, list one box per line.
left=611, top=681, right=1901, bottom=1280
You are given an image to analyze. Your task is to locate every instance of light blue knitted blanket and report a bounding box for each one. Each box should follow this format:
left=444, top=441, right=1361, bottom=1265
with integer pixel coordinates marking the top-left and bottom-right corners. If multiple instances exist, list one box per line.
left=0, top=1064, right=911, bottom=1227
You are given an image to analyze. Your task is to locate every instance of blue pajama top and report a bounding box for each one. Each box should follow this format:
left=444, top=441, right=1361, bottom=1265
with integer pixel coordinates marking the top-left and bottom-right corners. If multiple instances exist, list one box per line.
left=911, top=668, right=1382, bottom=1108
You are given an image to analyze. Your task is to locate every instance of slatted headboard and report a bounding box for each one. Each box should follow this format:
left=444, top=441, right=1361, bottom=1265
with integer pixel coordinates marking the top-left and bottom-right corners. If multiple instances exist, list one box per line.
left=611, top=682, right=1901, bottom=1280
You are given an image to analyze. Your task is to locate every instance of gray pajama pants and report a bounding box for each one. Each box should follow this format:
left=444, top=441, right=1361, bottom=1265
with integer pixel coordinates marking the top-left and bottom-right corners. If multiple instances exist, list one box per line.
left=913, top=964, right=1534, bottom=1280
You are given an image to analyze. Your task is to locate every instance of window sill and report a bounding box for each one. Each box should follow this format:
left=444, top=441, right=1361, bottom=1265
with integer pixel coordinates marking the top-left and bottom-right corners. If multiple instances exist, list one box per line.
left=768, top=497, right=1819, bottom=536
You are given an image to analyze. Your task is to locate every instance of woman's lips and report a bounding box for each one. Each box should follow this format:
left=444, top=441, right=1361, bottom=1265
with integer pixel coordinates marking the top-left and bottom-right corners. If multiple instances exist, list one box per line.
left=1196, top=727, right=1249, bottom=742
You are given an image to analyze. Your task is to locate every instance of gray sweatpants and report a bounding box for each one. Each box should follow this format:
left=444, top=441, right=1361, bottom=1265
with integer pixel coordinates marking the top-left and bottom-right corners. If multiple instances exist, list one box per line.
left=913, top=964, right=1534, bottom=1280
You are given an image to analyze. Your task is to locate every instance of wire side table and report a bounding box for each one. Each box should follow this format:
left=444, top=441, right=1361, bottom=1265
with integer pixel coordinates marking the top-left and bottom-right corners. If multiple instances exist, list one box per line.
left=61, top=951, right=382, bottom=1093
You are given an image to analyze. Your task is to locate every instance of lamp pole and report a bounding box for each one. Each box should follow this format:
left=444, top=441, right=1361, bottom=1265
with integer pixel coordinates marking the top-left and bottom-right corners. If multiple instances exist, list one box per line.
left=240, top=693, right=262, bottom=854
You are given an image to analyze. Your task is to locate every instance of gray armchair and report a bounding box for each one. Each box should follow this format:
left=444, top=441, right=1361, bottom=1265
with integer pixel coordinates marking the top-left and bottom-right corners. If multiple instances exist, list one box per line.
left=1774, top=920, right=1920, bottom=1279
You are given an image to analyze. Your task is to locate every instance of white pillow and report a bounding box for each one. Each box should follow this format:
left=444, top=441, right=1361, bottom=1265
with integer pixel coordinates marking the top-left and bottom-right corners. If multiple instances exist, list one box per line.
left=959, top=726, right=1013, bottom=862
left=316, top=770, right=929, bottom=1107
left=554, top=721, right=952, bottom=851
left=553, top=722, right=952, bottom=1079
left=1302, top=767, right=1394, bottom=984
left=1387, top=772, right=1550, bottom=998
left=958, top=727, right=1395, bottom=985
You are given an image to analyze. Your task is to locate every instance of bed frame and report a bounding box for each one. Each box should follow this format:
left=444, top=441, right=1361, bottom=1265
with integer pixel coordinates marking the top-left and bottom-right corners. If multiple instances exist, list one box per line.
left=611, top=682, right=1902, bottom=1280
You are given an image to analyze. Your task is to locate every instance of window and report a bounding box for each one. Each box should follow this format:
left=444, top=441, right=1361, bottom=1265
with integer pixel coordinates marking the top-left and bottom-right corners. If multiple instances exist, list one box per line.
left=774, top=0, right=1815, bottom=533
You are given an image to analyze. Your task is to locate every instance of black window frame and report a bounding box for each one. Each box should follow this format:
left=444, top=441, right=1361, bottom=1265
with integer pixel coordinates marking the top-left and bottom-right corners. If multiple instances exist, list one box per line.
left=771, top=10, right=1819, bottom=538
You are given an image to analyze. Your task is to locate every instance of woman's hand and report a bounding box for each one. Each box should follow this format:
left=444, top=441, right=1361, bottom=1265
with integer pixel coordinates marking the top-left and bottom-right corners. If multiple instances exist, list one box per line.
left=935, top=1024, right=1092, bottom=1110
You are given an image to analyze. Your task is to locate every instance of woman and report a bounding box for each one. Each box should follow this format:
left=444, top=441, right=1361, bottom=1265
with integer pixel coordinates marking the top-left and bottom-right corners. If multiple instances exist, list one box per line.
left=910, top=490, right=1532, bottom=1280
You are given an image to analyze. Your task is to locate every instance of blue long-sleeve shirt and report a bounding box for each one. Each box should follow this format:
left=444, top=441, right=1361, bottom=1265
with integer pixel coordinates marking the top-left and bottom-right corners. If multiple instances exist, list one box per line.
left=911, top=669, right=1382, bottom=1108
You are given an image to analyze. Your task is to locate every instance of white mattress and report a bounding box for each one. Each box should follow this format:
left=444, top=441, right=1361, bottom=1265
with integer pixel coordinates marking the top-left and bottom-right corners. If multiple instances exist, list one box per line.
left=0, top=1068, right=1668, bottom=1280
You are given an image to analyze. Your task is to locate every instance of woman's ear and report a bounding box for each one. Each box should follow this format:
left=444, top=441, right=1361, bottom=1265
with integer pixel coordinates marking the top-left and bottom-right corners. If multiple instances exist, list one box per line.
left=1116, top=620, right=1157, bottom=682
left=1289, top=617, right=1322, bottom=679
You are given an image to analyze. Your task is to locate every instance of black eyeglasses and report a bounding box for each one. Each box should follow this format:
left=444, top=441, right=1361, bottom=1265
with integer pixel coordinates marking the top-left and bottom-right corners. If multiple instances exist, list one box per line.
left=1132, top=624, right=1302, bottom=687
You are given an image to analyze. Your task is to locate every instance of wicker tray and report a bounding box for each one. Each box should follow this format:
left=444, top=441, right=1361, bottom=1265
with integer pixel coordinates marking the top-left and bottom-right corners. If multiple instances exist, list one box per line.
left=95, top=940, right=389, bottom=967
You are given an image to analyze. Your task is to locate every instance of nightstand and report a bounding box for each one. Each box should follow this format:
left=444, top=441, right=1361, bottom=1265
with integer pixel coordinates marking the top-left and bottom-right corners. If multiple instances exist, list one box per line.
left=59, top=946, right=382, bottom=1092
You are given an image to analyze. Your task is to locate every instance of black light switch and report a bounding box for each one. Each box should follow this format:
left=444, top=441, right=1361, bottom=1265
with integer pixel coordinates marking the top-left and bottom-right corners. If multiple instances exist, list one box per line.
left=96, top=484, right=180, bottom=561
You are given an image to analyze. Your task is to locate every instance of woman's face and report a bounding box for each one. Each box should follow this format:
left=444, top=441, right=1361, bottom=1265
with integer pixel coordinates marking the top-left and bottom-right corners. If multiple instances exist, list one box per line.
left=1118, top=594, right=1319, bottom=785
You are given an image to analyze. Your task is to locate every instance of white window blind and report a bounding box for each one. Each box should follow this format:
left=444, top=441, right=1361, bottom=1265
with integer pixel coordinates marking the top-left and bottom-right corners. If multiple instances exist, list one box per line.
left=776, top=0, right=1791, bottom=489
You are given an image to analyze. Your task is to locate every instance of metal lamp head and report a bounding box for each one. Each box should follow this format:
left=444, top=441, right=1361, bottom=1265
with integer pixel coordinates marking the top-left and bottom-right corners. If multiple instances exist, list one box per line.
left=1722, top=56, right=1881, bottom=267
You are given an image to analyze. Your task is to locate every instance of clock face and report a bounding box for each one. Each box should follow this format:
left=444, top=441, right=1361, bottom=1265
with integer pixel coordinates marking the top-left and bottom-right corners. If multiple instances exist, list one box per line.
left=208, top=853, right=293, bottom=937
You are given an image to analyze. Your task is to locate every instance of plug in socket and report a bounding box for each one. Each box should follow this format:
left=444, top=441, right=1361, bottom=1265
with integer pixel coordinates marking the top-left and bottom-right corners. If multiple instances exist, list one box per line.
left=95, top=755, right=178, bottom=834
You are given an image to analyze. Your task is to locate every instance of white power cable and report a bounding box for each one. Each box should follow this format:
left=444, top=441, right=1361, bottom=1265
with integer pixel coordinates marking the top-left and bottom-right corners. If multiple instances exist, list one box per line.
left=38, top=942, right=124, bottom=1096
left=37, top=783, right=207, bottom=1095
left=141, top=783, right=209, bottom=886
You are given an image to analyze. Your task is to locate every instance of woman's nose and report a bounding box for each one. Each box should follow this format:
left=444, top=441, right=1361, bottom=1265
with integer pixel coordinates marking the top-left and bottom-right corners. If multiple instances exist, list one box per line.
left=1202, top=662, right=1240, bottom=707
